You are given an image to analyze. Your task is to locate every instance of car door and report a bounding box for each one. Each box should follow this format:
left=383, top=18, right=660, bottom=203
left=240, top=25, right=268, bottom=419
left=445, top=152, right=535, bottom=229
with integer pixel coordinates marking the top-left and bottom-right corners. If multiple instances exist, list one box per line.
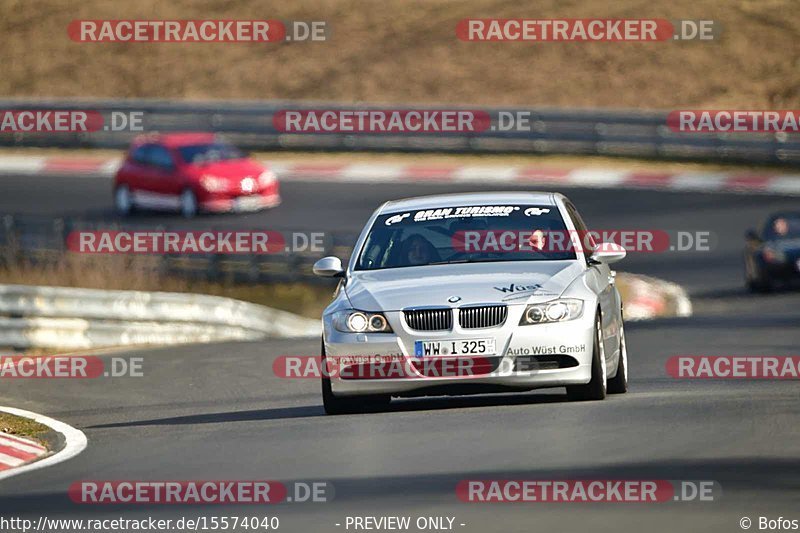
left=120, top=143, right=152, bottom=193
left=133, top=144, right=180, bottom=210
left=564, top=201, right=619, bottom=365
left=146, top=145, right=180, bottom=199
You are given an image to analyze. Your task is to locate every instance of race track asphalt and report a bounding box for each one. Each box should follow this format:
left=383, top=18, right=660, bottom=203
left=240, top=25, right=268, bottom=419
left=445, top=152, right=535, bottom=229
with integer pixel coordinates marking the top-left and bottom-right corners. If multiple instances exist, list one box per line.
left=0, top=173, right=798, bottom=532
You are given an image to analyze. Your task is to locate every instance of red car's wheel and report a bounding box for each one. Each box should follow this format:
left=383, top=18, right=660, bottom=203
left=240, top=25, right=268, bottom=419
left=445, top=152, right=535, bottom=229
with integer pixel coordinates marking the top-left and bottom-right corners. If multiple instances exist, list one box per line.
left=180, top=189, right=199, bottom=218
left=114, top=185, right=134, bottom=216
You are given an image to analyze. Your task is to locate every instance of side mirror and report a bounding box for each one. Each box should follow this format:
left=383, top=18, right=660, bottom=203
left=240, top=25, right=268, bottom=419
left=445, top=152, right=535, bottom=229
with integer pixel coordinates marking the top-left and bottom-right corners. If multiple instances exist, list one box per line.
left=589, top=242, right=626, bottom=265
left=745, top=229, right=760, bottom=242
left=313, top=256, right=344, bottom=277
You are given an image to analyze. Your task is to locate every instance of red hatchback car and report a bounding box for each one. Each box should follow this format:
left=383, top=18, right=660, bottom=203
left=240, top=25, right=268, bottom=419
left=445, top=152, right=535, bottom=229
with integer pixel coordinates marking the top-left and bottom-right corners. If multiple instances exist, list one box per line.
left=113, top=133, right=280, bottom=217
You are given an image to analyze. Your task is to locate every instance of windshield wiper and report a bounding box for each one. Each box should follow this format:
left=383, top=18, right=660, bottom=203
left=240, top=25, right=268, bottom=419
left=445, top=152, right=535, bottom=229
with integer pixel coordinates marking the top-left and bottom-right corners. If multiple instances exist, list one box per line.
left=425, top=259, right=472, bottom=265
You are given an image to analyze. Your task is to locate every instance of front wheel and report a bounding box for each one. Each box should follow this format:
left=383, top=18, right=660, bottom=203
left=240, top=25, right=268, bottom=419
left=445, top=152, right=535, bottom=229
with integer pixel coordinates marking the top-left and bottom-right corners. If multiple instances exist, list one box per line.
left=114, top=185, right=134, bottom=216
left=746, top=276, right=772, bottom=293
left=607, top=321, right=628, bottom=394
left=321, top=338, right=390, bottom=415
left=566, top=313, right=607, bottom=401
left=745, top=255, right=771, bottom=292
left=180, top=189, right=199, bottom=218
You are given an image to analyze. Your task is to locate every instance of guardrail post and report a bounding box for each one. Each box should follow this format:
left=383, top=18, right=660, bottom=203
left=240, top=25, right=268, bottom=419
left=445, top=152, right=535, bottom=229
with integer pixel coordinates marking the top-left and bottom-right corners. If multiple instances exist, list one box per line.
left=248, top=253, right=259, bottom=283
left=53, top=218, right=66, bottom=254
left=1, top=215, right=20, bottom=266
left=209, top=252, right=221, bottom=281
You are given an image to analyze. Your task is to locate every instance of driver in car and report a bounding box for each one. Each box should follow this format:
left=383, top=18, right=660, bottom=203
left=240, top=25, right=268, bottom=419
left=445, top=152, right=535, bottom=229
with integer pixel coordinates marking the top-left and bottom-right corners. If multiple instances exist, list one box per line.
left=401, top=234, right=438, bottom=265
left=773, top=217, right=789, bottom=237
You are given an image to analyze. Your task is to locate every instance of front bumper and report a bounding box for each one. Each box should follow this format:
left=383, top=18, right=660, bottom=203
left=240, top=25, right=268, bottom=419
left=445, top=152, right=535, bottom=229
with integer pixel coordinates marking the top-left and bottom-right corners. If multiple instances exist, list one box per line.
left=200, top=183, right=281, bottom=213
left=323, top=306, right=595, bottom=397
left=762, top=257, right=800, bottom=282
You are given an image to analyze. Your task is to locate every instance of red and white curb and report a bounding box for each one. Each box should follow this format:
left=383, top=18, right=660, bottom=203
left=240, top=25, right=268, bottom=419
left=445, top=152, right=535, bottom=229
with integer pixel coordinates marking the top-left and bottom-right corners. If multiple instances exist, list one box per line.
left=0, top=406, right=87, bottom=482
left=620, top=273, right=693, bottom=321
left=2, top=155, right=800, bottom=195
left=0, top=432, right=46, bottom=471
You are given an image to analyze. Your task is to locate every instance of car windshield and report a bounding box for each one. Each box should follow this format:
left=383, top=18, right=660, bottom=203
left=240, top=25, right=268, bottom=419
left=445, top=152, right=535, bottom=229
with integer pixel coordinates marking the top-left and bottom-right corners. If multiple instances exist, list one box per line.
left=764, top=215, right=800, bottom=239
left=178, top=142, right=245, bottom=165
left=355, top=204, right=577, bottom=270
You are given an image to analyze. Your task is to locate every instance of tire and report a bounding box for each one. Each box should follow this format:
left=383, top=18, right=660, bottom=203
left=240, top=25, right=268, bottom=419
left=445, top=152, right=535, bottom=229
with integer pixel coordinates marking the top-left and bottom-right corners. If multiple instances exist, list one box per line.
left=566, top=312, right=607, bottom=401
left=607, top=320, right=628, bottom=394
left=114, top=185, right=134, bottom=216
left=747, top=278, right=771, bottom=293
left=320, top=338, right=391, bottom=415
left=745, top=256, right=771, bottom=293
left=180, top=189, right=199, bottom=218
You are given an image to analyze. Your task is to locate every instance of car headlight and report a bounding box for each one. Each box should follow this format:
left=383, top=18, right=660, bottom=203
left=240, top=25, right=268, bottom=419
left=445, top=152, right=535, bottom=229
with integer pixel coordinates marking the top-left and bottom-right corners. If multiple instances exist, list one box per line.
left=519, top=299, right=584, bottom=325
left=240, top=177, right=255, bottom=192
left=200, top=175, right=227, bottom=192
left=258, top=170, right=276, bottom=187
left=333, top=310, right=393, bottom=333
left=763, top=246, right=786, bottom=263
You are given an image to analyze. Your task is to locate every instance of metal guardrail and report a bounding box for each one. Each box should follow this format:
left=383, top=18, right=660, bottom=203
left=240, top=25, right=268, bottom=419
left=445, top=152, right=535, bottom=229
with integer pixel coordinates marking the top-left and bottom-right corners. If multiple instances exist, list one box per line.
left=0, top=99, right=798, bottom=165
left=0, top=283, right=321, bottom=349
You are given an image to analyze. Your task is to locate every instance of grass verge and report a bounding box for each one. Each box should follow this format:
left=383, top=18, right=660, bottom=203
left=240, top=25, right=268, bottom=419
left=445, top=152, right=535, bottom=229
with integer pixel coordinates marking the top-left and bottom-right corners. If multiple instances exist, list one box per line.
left=0, top=413, right=50, bottom=448
left=1, top=1, right=798, bottom=109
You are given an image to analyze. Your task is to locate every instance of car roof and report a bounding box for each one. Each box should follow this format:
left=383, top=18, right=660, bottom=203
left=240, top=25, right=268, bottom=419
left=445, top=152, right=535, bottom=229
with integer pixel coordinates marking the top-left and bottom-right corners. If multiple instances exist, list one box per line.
left=767, top=211, right=800, bottom=220
left=379, top=191, right=560, bottom=214
left=131, top=132, right=217, bottom=148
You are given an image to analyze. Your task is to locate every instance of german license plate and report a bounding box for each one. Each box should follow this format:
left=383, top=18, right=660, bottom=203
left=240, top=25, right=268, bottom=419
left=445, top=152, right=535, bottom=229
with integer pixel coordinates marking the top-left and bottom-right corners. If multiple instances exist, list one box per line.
left=235, top=196, right=262, bottom=212
left=414, top=338, right=496, bottom=358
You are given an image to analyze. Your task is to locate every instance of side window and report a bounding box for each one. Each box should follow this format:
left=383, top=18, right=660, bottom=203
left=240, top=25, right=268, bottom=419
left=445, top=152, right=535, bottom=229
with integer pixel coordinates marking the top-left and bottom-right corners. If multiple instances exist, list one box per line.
left=130, top=144, right=151, bottom=164
left=564, top=201, right=596, bottom=257
left=761, top=218, right=776, bottom=240
left=148, top=145, right=175, bottom=170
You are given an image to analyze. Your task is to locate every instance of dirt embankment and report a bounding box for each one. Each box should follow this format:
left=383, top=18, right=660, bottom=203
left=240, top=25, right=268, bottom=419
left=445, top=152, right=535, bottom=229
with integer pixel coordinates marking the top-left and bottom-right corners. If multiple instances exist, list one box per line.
left=0, top=0, right=797, bottom=108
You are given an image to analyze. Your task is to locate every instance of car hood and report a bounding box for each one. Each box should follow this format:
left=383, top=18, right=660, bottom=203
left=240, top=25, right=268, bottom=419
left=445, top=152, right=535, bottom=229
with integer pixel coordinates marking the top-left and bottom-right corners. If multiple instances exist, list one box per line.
left=345, top=260, right=583, bottom=311
left=185, top=158, right=265, bottom=180
left=766, top=238, right=800, bottom=254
